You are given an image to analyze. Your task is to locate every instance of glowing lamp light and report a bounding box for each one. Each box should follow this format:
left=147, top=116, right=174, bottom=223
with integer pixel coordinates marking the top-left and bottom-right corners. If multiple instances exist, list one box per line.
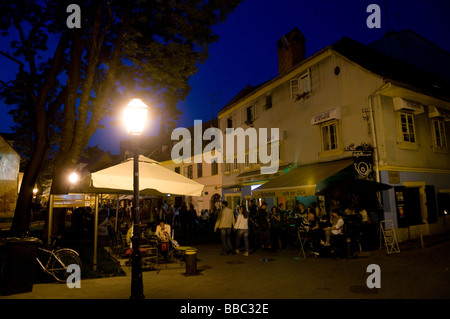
left=124, top=98, right=148, bottom=135
left=69, top=172, right=79, bottom=184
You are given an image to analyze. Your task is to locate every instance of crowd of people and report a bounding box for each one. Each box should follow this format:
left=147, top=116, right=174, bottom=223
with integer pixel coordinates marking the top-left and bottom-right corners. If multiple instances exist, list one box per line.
left=66, top=196, right=378, bottom=259
left=213, top=199, right=378, bottom=258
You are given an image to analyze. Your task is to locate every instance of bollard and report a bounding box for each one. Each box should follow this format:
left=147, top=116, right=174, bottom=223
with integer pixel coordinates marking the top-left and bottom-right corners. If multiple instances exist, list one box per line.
left=346, top=238, right=352, bottom=259
left=185, top=249, right=197, bottom=275
left=419, top=229, right=424, bottom=249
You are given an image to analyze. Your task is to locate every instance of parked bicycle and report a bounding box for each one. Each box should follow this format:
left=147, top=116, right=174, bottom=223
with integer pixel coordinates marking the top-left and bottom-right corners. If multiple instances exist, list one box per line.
left=36, top=237, right=82, bottom=283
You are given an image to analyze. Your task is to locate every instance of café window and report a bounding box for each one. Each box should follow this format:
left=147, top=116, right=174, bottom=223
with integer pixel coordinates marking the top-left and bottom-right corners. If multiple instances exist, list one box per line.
left=290, top=70, right=311, bottom=101
left=432, top=119, right=447, bottom=149
left=397, top=112, right=418, bottom=150
left=321, top=120, right=339, bottom=152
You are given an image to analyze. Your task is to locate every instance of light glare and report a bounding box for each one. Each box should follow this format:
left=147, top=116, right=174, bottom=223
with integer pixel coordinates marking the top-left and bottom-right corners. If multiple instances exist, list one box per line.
left=124, top=99, right=148, bottom=135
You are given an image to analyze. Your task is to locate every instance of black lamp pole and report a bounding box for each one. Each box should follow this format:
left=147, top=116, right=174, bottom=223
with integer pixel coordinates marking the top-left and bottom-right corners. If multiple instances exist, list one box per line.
left=130, top=135, right=144, bottom=299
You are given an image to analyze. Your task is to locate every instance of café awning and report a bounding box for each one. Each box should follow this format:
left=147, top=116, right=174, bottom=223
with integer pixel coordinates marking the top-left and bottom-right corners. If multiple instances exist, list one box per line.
left=317, top=179, right=392, bottom=197
left=252, top=158, right=353, bottom=198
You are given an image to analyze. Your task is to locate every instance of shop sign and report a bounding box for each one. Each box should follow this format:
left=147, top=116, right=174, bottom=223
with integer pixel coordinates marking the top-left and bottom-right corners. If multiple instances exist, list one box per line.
left=53, top=194, right=91, bottom=208
left=388, top=171, right=400, bottom=184
left=352, top=151, right=373, bottom=178
left=311, top=107, right=341, bottom=125
left=393, top=97, right=424, bottom=114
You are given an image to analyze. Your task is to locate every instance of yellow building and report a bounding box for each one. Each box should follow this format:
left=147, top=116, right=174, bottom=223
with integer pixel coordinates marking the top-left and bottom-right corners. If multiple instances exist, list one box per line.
left=217, top=28, right=450, bottom=241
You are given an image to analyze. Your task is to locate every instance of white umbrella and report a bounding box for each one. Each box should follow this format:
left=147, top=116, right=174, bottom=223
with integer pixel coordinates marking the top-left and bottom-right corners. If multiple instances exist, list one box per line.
left=90, top=155, right=204, bottom=197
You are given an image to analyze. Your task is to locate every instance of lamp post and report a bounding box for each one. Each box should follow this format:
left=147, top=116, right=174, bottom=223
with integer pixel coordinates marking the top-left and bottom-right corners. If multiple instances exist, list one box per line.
left=124, top=98, right=148, bottom=299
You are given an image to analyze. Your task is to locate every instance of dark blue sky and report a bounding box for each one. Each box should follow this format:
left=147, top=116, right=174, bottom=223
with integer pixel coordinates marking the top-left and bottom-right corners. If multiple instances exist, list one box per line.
left=1, top=0, right=449, bottom=154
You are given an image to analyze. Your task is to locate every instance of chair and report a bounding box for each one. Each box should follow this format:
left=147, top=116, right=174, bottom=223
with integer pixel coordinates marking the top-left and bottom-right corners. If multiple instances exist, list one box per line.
left=167, top=229, right=197, bottom=265
left=140, top=243, right=160, bottom=271
left=380, top=220, right=400, bottom=254
left=297, top=231, right=314, bottom=258
left=108, top=225, right=126, bottom=257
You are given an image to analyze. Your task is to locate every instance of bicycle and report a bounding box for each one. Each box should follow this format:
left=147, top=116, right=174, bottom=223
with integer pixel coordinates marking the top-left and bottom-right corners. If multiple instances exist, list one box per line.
left=36, top=237, right=82, bottom=283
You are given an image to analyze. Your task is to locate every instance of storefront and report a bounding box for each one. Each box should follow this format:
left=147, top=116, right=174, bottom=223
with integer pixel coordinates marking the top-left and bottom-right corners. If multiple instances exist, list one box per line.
left=252, top=158, right=355, bottom=211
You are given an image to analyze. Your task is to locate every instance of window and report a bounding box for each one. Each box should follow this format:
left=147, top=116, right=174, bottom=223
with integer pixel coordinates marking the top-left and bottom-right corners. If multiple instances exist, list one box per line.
left=290, top=71, right=311, bottom=101
left=246, top=105, right=254, bottom=124
left=197, top=163, right=202, bottom=178
left=321, top=121, right=339, bottom=152
left=227, top=117, right=233, bottom=129
left=174, top=167, right=180, bottom=174
left=396, top=112, right=419, bottom=150
left=187, top=165, right=193, bottom=179
left=244, top=153, right=250, bottom=170
left=211, top=160, right=218, bottom=175
left=223, top=157, right=231, bottom=174
left=233, top=157, right=239, bottom=172
left=432, top=119, right=447, bottom=149
left=400, top=113, right=416, bottom=143
left=265, top=95, right=272, bottom=110
left=251, top=148, right=260, bottom=168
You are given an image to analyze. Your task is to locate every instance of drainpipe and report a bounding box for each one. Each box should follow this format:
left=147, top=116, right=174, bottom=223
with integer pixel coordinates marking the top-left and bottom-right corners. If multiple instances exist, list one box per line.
left=368, top=82, right=391, bottom=183
left=368, top=95, right=380, bottom=183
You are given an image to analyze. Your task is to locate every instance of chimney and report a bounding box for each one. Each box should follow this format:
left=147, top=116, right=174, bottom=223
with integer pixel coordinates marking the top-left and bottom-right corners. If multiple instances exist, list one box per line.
left=277, top=27, right=306, bottom=75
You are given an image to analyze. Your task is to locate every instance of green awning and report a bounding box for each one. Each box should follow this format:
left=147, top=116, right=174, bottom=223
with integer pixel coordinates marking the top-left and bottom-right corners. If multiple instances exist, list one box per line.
left=252, top=158, right=353, bottom=198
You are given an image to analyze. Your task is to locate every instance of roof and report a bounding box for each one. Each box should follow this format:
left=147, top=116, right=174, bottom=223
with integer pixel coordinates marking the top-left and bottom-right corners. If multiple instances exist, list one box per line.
left=332, top=36, right=450, bottom=101
left=218, top=31, right=450, bottom=116
left=219, top=82, right=269, bottom=116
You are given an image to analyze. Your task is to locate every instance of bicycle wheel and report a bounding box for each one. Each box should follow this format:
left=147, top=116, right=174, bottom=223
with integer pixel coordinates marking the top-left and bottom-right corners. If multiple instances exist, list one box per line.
left=50, top=249, right=82, bottom=283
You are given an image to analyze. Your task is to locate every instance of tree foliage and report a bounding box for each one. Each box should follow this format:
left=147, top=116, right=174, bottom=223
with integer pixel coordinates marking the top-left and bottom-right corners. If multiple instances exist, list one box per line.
left=0, top=0, right=242, bottom=235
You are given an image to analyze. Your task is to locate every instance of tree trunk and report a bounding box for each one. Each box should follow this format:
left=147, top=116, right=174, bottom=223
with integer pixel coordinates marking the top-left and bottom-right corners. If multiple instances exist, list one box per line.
left=10, top=138, right=47, bottom=236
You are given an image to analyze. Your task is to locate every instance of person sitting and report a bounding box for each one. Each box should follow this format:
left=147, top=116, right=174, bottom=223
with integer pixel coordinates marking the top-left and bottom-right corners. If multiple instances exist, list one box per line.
left=323, top=209, right=345, bottom=252
left=155, top=220, right=172, bottom=260
left=298, top=211, right=321, bottom=255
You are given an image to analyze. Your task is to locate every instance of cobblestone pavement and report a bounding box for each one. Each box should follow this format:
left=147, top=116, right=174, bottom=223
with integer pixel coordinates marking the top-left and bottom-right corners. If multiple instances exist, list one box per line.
left=1, top=234, right=449, bottom=300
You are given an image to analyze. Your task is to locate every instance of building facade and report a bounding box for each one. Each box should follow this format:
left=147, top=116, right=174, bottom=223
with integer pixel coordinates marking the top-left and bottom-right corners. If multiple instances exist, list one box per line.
left=217, top=28, right=450, bottom=240
left=0, top=135, right=20, bottom=219
left=150, top=119, right=223, bottom=214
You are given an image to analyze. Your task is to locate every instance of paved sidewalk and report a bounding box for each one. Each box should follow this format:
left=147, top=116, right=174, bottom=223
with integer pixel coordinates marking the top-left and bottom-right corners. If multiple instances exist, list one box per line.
left=1, top=234, right=449, bottom=300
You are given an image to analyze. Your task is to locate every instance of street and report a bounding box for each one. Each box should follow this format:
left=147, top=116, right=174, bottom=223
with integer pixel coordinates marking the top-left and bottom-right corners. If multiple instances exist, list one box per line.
left=1, top=234, right=449, bottom=300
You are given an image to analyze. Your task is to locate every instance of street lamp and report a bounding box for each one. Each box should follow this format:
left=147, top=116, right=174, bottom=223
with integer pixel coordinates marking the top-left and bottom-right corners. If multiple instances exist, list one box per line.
left=69, top=172, right=79, bottom=184
left=123, top=98, right=148, bottom=300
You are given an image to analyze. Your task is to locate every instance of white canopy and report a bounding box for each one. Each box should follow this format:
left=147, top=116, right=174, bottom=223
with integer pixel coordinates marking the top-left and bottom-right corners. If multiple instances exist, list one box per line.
left=90, top=155, right=204, bottom=197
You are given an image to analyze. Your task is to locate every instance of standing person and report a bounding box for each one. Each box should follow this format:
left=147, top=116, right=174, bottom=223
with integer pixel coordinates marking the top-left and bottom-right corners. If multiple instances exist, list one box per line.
left=248, top=199, right=258, bottom=252
left=188, top=204, right=197, bottom=237
left=214, top=201, right=235, bottom=255
left=270, top=206, right=283, bottom=250
left=234, top=205, right=249, bottom=256
left=165, top=204, right=174, bottom=227
left=278, top=203, right=288, bottom=247
left=257, top=202, right=271, bottom=251
left=179, top=202, right=189, bottom=238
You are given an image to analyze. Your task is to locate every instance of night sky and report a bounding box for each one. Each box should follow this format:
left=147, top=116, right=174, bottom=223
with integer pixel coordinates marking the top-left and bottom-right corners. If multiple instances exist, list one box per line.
left=1, top=0, right=449, bottom=155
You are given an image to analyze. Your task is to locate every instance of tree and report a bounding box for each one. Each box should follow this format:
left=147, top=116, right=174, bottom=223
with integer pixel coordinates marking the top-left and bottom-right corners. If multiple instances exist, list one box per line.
left=0, top=0, right=242, bottom=236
